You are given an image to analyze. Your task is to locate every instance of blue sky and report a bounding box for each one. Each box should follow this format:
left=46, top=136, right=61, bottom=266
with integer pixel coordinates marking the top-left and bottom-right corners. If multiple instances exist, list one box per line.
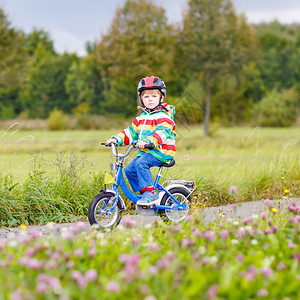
left=1, top=0, right=299, bottom=56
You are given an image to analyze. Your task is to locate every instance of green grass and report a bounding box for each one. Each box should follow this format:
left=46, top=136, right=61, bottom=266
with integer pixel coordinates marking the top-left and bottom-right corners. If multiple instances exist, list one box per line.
left=0, top=126, right=299, bottom=225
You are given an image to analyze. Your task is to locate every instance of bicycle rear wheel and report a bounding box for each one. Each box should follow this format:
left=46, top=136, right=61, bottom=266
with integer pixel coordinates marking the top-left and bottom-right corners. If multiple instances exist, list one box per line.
left=159, top=187, right=191, bottom=224
left=88, top=192, right=123, bottom=229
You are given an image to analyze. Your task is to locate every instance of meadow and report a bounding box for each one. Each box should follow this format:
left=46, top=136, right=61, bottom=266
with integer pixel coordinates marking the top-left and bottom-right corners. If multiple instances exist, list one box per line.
left=0, top=203, right=299, bottom=299
left=0, top=125, right=299, bottom=226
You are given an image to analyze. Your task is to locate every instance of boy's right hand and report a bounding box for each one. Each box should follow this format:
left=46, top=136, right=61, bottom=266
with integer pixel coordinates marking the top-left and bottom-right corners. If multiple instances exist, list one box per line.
left=105, top=138, right=118, bottom=145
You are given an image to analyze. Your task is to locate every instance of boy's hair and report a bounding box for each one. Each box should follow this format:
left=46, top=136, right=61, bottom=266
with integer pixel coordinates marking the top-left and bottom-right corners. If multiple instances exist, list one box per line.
left=141, top=89, right=162, bottom=97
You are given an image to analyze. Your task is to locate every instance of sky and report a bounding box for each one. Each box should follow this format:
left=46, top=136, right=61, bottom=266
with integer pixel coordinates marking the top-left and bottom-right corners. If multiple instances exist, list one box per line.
left=1, top=0, right=300, bottom=56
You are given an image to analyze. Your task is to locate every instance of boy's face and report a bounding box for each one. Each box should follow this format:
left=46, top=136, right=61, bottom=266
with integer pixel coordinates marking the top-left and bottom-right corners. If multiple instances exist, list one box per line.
left=141, top=89, right=164, bottom=109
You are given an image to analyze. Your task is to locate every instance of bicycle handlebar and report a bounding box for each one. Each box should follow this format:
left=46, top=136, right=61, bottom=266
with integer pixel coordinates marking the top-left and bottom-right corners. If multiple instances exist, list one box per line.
left=101, top=141, right=155, bottom=158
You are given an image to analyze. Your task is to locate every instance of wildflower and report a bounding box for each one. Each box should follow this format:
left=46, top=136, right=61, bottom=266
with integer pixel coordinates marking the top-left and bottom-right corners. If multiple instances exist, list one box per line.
left=186, top=214, right=193, bottom=221
left=272, top=225, right=278, bottom=232
left=220, top=230, right=229, bottom=239
left=30, top=229, right=40, bottom=239
left=219, top=213, right=224, bottom=218
left=202, top=257, right=210, bottom=265
left=20, top=224, right=27, bottom=230
left=26, top=248, right=35, bottom=257
left=242, top=216, right=253, bottom=225
left=85, top=269, right=98, bottom=281
left=67, top=261, right=75, bottom=269
left=284, top=189, right=289, bottom=194
left=149, top=242, right=159, bottom=252
left=10, top=290, right=22, bottom=300
left=72, top=270, right=86, bottom=289
left=229, top=185, right=237, bottom=195
left=202, top=230, right=216, bottom=242
left=123, top=215, right=138, bottom=228
left=207, top=284, right=218, bottom=299
left=277, top=200, right=280, bottom=203
left=260, top=268, right=273, bottom=279
left=264, top=199, right=271, bottom=207
left=106, top=281, right=120, bottom=293
left=257, top=288, right=268, bottom=297
left=265, top=228, right=272, bottom=235
left=156, top=258, right=170, bottom=270
left=228, top=208, right=232, bottom=212
left=288, top=242, right=296, bottom=249
left=235, top=227, right=246, bottom=238
left=181, top=238, right=195, bottom=247
left=260, top=212, right=267, bottom=220
left=236, top=253, right=244, bottom=262
left=271, top=208, right=278, bottom=214
left=74, top=248, right=84, bottom=258
left=251, top=239, right=258, bottom=245
left=231, top=239, right=239, bottom=244
left=281, top=177, right=285, bottom=180
left=277, top=262, right=286, bottom=271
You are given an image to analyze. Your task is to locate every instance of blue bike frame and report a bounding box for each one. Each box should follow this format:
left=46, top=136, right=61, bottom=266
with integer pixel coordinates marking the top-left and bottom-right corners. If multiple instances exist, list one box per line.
left=108, top=164, right=187, bottom=212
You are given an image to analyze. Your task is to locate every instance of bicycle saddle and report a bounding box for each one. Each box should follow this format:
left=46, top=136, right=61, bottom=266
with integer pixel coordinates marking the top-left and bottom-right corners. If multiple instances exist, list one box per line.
left=160, top=159, right=175, bottom=168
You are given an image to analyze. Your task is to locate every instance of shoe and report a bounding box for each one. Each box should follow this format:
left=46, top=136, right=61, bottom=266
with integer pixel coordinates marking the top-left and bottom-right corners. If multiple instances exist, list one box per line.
left=137, top=191, right=159, bottom=206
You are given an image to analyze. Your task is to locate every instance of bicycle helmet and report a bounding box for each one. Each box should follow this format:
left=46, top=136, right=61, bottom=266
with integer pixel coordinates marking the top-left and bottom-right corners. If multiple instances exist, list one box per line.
left=137, top=76, right=166, bottom=105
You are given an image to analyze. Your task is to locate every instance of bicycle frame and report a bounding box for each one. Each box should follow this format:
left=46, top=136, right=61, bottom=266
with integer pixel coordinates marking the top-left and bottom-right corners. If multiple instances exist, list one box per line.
left=105, top=152, right=188, bottom=214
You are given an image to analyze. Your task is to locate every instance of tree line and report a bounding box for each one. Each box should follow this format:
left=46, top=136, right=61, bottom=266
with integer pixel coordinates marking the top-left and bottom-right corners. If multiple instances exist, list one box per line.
left=0, top=0, right=299, bottom=134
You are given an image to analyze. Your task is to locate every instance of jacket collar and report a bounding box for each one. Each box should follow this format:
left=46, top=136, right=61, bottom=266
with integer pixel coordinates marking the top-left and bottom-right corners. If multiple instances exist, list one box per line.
left=138, top=102, right=170, bottom=114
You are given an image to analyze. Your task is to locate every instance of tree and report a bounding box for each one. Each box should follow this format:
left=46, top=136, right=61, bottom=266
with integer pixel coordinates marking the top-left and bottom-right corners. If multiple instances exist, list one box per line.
left=19, top=44, right=74, bottom=117
left=181, top=0, right=257, bottom=135
left=24, top=28, right=55, bottom=56
left=96, top=0, right=176, bottom=115
left=0, top=8, right=28, bottom=118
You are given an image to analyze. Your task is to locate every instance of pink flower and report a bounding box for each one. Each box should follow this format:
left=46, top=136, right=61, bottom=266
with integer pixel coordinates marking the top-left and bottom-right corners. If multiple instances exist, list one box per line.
left=144, top=296, right=157, bottom=300
left=272, top=225, right=278, bottom=232
left=242, top=265, right=256, bottom=281
left=202, top=230, right=216, bottom=242
left=264, top=199, right=272, bottom=207
left=149, top=242, right=159, bottom=252
left=123, top=215, right=138, bottom=228
left=74, top=248, right=84, bottom=258
left=67, top=261, right=75, bottom=269
left=207, top=284, right=218, bottom=299
left=288, top=242, right=296, bottom=249
left=260, top=268, right=273, bottom=279
left=181, top=238, right=195, bottom=247
left=186, top=214, right=193, bottom=221
left=229, top=185, right=237, bottom=194
left=30, top=229, right=40, bottom=239
left=36, top=282, right=47, bottom=294
left=106, top=281, right=120, bottom=293
left=236, top=253, right=244, bottom=262
left=192, top=227, right=201, bottom=237
left=26, top=248, right=35, bottom=257
left=257, top=288, right=268, bottom=297
left=10, top=290, right=22, bottom=300
left=277, top=262, right=286, bottom=271
left=265, top=228, right=272, bottom=235
left=72, top=271, right=86, bottom=289
left=85, top=269, right=98, bottom=281
left=133, top=235, right=142, bottom=244
left=242, top=216, right=252, bottom=225
left=260, top=212, right=267, bottom=219
left=156, top=258, right=170, bottom=270
left=27, top=258, right=42, bottom=270
left=235, top=228, right=246, bottom=238
left=220, top=230, right=229, bottom=239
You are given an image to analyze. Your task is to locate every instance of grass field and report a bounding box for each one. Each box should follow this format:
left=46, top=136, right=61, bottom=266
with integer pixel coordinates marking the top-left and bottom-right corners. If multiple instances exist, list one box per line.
left=0, top=125, right=299, bottom=225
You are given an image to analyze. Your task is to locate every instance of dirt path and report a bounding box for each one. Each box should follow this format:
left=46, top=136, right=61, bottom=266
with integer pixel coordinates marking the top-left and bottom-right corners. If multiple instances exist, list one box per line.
left=0, top=198, right=298, bottom=240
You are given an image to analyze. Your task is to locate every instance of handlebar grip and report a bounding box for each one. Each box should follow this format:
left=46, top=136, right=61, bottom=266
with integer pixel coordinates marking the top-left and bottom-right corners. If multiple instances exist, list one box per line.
left=144, top=143, right=155, bottom=150
left=101, top=142, right=117, bottom=147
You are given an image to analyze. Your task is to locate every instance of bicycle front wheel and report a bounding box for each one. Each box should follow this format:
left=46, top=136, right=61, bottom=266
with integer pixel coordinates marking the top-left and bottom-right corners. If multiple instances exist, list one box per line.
left=159, top=187, right=191, bottom=224
left=88, top=192, right=123, bottom=229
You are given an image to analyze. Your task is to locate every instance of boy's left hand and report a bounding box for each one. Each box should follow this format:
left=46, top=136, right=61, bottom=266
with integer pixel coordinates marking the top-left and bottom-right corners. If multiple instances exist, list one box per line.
left=136, top=141, right=147, bottom=149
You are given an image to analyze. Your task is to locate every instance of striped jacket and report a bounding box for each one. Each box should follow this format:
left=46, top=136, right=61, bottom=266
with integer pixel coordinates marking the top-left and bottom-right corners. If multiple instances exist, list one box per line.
left=112, top=102, right=176, bottom=163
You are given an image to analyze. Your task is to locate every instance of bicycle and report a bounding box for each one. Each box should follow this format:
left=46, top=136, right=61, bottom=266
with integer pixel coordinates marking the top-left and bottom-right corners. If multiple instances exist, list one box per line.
left=88, top=141, right=196, bottom=229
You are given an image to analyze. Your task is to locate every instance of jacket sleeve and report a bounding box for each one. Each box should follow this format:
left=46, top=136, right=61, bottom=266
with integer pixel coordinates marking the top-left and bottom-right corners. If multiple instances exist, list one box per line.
left=111, top=118, right=139, bottom=146
left=143, top=115, right=176, bottom=146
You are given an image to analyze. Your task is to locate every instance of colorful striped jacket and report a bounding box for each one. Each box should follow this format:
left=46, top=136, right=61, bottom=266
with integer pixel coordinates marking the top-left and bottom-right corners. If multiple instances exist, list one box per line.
left=112, top=102, right=176, bottom=163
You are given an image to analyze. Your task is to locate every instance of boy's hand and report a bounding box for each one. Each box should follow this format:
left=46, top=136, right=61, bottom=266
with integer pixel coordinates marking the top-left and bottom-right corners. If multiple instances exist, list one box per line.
left=136, top=141, right=147, bottom=149
left=106, top=138, right=118, bottom=145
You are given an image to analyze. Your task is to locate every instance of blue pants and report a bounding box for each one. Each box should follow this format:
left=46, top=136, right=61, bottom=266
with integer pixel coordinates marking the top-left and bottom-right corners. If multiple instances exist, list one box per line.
left=124, top=153, right=163, bottom=193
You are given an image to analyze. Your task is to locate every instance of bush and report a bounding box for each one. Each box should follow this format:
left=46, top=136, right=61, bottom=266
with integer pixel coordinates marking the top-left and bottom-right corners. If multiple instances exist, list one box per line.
left=47, top=109, right=66, bottom=130
left=252, top=88, right=299, bottom=127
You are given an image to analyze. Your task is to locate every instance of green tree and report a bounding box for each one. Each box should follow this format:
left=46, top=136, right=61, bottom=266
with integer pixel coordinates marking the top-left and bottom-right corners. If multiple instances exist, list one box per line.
left=24, top=28, right=55, bottom=56
left=19, top=44, right=74, bottom=117
left=181, top=0, right=257, bottom=135
left=0, top=8, right=28, bottom=119
left=96, top=0, right=176, bottom=115
left=65, top=46, right=106, bottom=115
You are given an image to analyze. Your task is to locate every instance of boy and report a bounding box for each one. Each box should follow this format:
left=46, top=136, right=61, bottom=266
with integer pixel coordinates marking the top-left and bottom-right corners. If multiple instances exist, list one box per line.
left=106, top=76, right=176, bottom=206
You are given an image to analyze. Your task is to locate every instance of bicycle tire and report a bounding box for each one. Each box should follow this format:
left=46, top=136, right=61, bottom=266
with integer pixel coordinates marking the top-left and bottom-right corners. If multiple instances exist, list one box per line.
left=88, top=192, right=123, bottom=229
left=159, top=187, right=191, bottom=224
